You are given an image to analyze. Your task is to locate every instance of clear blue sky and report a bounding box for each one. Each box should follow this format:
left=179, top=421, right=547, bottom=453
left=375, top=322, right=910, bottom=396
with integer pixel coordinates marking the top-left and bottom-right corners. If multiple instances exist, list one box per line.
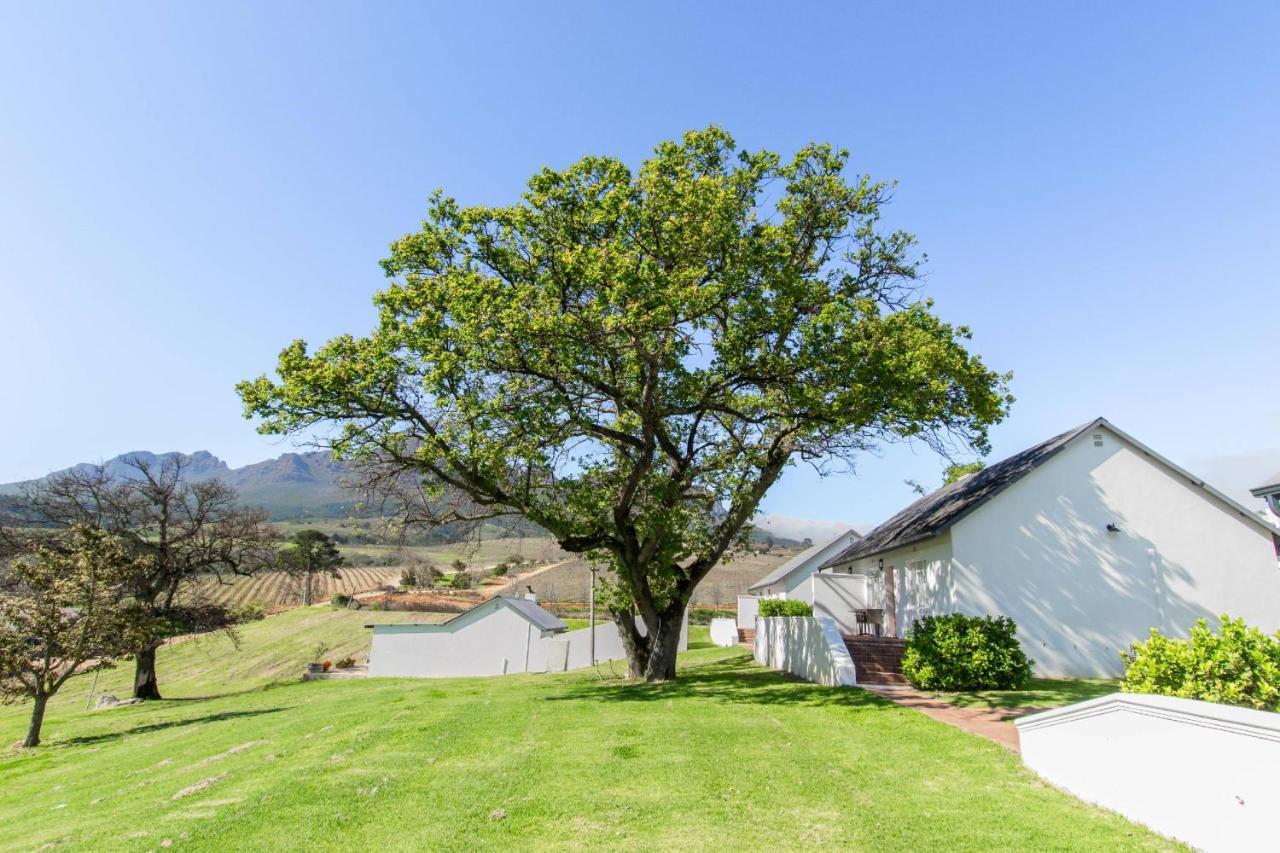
left=2, top=2, right=1276, bottom=524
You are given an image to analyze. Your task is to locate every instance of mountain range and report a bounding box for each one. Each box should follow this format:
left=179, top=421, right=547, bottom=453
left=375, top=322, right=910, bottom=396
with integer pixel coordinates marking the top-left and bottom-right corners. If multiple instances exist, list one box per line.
left=1, top=451, right=866, bottom=542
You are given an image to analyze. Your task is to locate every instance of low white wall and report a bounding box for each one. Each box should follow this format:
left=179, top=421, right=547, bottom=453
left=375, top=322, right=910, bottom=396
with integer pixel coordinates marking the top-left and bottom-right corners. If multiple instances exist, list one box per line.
left=549, top=612, right=689, bottom=671
left=753, top=615, right=856, bottom=687
left=371, top=610, right=688, bottom=678
left=1016, top=693, right=1280, bottom=851
left=736, top=595, right=758, bottom=630
left=709, top=618, right=738, bottom=647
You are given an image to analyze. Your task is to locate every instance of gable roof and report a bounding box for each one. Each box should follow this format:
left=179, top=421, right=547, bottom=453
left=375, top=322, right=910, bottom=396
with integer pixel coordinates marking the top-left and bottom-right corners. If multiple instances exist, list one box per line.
left=1251, top=471, right=1280, bottom=498
left=821, top=416, right=1277, bottom=570
left=747, top=529, right=861, bottom=592
left=367, top=595, right=566, bottom=633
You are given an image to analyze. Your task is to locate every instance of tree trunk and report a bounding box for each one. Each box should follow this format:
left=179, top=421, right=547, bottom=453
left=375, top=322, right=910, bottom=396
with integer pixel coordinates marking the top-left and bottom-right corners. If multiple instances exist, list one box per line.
left=133, top=645, right=162, bottom=700
left=303, top=571, right=312, bottom=606
left=614, top=611, right=649, bottom=678
left=22, top=693, right=48, bottom=748
left=641, top=606, right=684, bottom=682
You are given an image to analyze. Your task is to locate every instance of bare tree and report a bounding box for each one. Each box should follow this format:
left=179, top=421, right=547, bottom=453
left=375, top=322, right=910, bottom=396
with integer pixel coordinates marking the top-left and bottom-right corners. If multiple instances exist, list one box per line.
left=22, top=454, right=276, bottom=699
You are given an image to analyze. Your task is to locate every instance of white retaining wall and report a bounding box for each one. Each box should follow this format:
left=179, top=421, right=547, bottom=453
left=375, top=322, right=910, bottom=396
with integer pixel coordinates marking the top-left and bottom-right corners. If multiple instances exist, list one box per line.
left=753, top=615, right=856, bottom=687
left=1016, top=693, right=1280, bottom=851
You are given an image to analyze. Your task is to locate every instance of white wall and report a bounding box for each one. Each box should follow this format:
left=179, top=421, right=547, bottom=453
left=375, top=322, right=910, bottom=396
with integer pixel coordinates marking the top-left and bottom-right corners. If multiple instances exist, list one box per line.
left=810, top=573, right=870, bottom=634
left=835, top=534, right=955, bottom=637
left=369, top=605, right=540, bottom=678
left=736, top=594, right=758, bottom=630
left=950, top=426, right=1280, bottom=677
left=1017, top=693, right=1280, bottom=852
left=753, top=615, right=857, bottom=687
left=370, top=607, right=688, bottom=678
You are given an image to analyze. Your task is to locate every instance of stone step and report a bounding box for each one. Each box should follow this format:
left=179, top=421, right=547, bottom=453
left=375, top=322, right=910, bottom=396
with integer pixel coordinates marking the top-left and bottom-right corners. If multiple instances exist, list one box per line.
left=737, top=628, right=755, bottom=644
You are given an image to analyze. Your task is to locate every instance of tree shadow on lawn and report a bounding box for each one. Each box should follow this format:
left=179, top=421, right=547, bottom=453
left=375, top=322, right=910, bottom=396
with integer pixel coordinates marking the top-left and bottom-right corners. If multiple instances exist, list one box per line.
left=58, top=707, right=288, bottom=746
left=544, top=653, right=890, bottom=710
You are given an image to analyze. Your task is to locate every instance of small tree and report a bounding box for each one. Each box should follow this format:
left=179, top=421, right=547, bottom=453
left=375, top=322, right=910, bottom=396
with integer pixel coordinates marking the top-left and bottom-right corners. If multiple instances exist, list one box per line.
left=0, top=526, right=155, bottom=747
left=22, top=455, right=276, bottom=699
left=278, top=529, right=344, bottom=605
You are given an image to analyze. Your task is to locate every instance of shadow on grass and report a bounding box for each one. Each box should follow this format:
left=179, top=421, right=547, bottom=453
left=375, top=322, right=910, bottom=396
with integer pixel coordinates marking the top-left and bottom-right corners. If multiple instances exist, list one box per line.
left=59, top=707, right=287, bottom=746
left=938, top=678, right=1119, bottom=710
left=544, top=652, right=890, bottom=710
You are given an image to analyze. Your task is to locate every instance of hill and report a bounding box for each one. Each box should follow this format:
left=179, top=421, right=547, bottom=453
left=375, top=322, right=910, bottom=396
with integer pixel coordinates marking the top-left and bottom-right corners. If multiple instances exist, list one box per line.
left=0, top=607, right=1174, bottom=850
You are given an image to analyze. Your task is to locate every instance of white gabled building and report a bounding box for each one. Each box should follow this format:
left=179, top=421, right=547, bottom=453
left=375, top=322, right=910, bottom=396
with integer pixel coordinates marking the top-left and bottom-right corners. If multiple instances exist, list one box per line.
left=737, top=529, right=867, bottom=634
left=816, top=417, right=1280, bottom=678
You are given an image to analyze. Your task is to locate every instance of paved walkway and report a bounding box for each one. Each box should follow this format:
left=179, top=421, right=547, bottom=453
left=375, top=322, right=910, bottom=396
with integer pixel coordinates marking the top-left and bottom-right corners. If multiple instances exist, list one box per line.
left=861, top=684, right=1043, bottom=751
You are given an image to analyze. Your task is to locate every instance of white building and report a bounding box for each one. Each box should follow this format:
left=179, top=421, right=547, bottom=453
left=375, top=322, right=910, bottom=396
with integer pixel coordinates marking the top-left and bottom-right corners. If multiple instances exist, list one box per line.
left=1250, top=470, right=1280, bottom=528
left=367, top=595, right=687, bottom=678
left=736, top=530, right=866, bottom=634
left=815, top=417, right=1280, bottom=678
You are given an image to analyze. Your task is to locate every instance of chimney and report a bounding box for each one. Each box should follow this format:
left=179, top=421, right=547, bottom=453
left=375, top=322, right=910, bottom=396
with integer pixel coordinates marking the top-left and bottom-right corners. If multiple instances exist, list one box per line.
left=525, top=585, right=537, bottom=604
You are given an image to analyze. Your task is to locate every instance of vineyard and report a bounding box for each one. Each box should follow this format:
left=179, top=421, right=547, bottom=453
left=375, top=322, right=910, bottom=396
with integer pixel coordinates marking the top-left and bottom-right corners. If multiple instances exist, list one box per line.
left=189, top=567, right=401, bottom=609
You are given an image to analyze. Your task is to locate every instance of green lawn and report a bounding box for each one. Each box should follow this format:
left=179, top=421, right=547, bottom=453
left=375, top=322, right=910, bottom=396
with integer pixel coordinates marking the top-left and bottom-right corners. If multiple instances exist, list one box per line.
left=0, top=610, right=1178, bottom=851
left=931, top=678, right=1120, bottom=711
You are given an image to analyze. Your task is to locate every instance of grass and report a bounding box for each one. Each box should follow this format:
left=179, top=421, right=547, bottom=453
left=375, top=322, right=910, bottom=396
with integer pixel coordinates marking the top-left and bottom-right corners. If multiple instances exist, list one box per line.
left=930, top=678, right=1120, bottom=711
left=0, top=611, right=1179, bottom=851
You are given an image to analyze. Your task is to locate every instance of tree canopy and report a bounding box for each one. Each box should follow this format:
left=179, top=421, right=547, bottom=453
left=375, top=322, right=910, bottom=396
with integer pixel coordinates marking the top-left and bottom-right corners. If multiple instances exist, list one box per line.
left=239, top=126, right=1011, bottom=680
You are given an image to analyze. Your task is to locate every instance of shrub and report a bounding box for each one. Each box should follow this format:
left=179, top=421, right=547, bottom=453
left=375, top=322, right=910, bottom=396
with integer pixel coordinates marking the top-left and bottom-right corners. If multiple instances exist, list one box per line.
left=449, top=571, right=472, bottom=590
left=491, top=562, right=510, bottom=577
left=758, top=599, right=813, bottom=617
left=450, top=559, right=467, bottom=572
left=1121, top=615, right=1280, bottom=711
left=330, top=593, right=352, bottom=608
left=902, top=614, right=1034, bottom=691
left=230, top=600, right=268, bottom=623
left=335, top=656, right=357, bottom=669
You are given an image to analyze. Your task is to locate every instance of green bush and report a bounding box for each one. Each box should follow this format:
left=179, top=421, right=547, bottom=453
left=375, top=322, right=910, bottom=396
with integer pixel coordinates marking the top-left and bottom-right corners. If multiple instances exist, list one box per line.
left=449, top=571, right=472, bottom=590
left=758, top=599, right=813, bottom=617
left=902, top=614, right=1034, bottom=691
left=330, top=593, right=352, bottom=608
left=230, top=600, right=268, bottom=623
left=491, top=562, right=510, bottom=577
left=1121, top=615, right=1280, bottom=711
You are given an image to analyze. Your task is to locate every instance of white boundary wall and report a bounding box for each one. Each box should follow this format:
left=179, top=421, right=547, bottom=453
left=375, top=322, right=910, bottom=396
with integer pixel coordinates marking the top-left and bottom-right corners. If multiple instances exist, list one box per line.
left=1016, top=693, right=1280, bottom=851
left=370, top=610, right=688, bottom=678
left=753, top=615, right=856, bottom=687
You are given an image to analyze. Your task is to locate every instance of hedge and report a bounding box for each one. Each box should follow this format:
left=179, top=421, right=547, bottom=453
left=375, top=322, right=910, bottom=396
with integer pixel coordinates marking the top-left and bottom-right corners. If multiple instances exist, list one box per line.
left=757, top=599, right=813, bottom=617
left=901, top=613, right=1034, bottom=691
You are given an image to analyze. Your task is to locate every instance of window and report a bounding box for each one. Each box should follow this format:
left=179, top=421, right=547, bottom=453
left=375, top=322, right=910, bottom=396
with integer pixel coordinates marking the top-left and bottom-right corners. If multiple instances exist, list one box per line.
left=906, top=559, right=927, bottom=573
left=1093, top=433, right=1104, bottom=447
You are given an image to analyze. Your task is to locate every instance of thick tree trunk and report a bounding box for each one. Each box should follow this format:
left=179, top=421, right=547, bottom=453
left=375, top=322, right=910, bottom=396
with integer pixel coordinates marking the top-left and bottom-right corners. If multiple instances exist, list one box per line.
left=303, top=571, right=312, bottom=606
left=616, top=604, right=686, bottom=682
left=22, top=693, right=48, bottom=748
left=133, top=645, right=162, bottom=700
left=641, top=606, right=684, bottom=682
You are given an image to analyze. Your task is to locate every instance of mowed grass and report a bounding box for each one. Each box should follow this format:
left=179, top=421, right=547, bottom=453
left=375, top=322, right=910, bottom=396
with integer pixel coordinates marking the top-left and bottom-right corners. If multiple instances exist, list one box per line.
left=932, top=678, right=1120, bottom=711
left=0, top=611, right=1180, bottom=851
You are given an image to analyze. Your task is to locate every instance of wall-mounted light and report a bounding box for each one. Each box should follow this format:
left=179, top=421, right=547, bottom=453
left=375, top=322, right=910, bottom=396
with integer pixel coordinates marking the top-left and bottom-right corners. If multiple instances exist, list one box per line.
left=1106, top=523, right=1121, bottom=534
left=878, top=558, right=884, bottom=572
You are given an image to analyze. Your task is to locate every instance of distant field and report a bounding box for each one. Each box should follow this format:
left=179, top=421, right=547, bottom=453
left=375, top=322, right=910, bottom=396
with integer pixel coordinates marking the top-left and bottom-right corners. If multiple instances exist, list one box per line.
left=508, top=548, right=798, bottom=606
left=191, top=534, right=795, bottom=609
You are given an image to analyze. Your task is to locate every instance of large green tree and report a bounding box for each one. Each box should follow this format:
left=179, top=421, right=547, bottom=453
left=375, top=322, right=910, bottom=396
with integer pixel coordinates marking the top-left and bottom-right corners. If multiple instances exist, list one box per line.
left=239, top=127, right=1011, bottom=681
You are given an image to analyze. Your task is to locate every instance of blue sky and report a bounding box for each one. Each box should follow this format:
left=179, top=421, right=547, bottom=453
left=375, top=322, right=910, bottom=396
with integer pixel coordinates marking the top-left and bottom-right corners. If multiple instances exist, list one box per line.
left=2, top=2, right=1276, bottom=524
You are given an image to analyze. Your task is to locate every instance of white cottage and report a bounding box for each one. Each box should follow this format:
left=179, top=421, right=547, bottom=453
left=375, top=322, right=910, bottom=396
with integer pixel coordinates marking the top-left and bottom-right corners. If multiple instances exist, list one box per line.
left=367, top=594, right=687, bottom=678
left=818, top=417, right=1280, bottom=678
left=736, top=529, right=866, bottom=634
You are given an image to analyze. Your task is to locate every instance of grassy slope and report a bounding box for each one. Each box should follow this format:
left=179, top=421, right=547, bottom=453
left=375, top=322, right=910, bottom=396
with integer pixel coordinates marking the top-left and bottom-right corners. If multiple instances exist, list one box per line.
left=0, top=613, right=1178, bottom=851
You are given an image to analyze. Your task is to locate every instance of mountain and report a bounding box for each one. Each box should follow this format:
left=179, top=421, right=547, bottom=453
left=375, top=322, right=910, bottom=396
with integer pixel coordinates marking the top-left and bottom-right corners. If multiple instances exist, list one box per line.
left=751, top=513, right=873, bottom=545
left=4, top=451, right=874, bottom=538
left=1, top=449, right=361, bottom=520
